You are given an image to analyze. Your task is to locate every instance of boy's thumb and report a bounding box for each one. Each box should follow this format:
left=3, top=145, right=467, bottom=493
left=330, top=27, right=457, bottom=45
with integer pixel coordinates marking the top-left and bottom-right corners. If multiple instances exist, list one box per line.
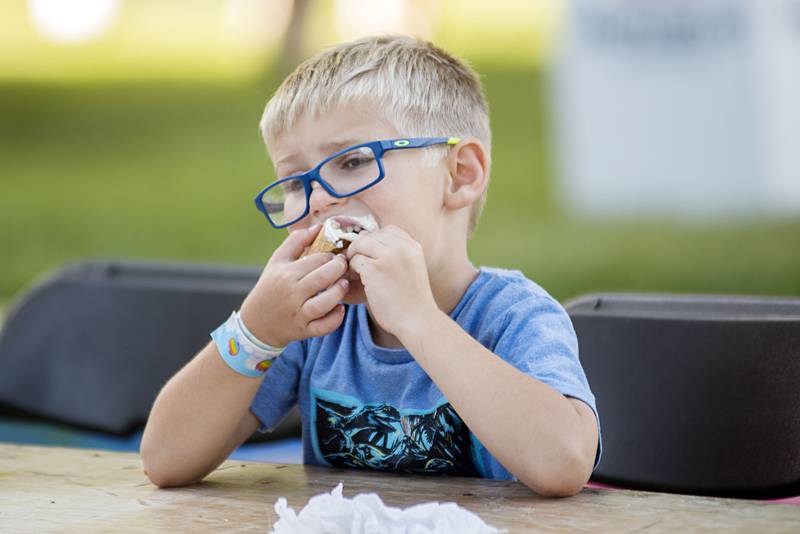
left=273, top=223, right=321, bottom=262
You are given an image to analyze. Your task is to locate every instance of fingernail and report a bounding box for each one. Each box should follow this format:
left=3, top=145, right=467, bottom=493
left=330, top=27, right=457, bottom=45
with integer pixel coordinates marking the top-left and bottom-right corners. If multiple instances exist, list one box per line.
left=339, top=279, right=349, bottom=289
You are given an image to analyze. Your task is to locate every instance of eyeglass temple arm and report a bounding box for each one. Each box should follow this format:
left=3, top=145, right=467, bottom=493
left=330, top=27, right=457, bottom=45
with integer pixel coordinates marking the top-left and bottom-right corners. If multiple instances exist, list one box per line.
left=380, top=137, right=461, bottom=151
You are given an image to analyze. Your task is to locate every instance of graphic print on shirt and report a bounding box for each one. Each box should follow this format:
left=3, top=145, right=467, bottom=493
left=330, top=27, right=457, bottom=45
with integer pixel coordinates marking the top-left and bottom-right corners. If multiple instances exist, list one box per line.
left=310, top=388, right=479, bottom=476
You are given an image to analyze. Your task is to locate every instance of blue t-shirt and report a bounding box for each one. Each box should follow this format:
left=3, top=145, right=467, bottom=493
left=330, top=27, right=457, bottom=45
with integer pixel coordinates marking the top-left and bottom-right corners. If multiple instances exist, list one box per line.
left=250, top=266, right=602, bottom=480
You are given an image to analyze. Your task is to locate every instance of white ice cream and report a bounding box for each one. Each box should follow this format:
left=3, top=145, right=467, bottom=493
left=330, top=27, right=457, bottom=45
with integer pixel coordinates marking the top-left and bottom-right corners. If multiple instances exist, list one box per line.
left=322, top=214, right=378, bottom=249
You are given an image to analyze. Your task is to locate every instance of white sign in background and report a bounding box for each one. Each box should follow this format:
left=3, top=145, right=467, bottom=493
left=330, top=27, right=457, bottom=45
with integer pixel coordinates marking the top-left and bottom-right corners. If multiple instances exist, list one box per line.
left=551, top=0, right=800, bottom=218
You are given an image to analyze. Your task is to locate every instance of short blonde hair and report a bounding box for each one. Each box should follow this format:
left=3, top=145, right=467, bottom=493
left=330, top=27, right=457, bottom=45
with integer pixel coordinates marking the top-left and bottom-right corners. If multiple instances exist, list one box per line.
left=259, top=35, right=492, bottom=238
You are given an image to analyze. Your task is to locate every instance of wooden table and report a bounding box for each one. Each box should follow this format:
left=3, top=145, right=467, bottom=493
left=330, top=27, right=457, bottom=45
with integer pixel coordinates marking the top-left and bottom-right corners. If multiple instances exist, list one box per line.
left=1, top=444, right=798, bottom=533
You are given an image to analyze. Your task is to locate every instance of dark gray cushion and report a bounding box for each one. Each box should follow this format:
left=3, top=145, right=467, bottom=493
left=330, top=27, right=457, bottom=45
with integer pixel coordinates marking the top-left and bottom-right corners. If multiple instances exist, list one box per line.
left=567, top=293, right=800, bottom=498
left=0, top=259, right=300, bottom=440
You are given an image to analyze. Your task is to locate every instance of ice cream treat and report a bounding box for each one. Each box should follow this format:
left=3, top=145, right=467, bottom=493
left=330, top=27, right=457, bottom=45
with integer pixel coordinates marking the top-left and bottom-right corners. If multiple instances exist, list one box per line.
left=303, top=214, right=378, bottom=256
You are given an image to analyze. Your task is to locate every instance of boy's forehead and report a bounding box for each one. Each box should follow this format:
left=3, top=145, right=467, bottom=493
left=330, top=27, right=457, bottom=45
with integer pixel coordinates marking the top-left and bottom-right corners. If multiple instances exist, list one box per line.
left=271, top=104, right=399, bottom=164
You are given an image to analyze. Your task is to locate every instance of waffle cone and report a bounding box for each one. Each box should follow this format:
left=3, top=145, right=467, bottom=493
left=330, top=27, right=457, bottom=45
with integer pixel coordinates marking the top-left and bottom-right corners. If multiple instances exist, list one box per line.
left=302, top=227, right=347, bottom=257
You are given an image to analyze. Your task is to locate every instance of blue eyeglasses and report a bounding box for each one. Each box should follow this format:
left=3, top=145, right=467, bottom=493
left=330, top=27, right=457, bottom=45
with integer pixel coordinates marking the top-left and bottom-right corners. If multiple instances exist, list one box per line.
left=254, top=137, right=460, bottom=228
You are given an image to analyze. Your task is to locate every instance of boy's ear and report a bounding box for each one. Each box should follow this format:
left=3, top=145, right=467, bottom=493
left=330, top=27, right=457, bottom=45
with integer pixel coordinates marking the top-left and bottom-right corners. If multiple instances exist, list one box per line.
left=443, top=137, right=489, bottom=211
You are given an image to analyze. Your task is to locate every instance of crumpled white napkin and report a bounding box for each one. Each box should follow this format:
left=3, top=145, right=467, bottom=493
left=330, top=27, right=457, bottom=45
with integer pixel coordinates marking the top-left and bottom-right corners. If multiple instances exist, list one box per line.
left=270, top=483, right=505, bottom=534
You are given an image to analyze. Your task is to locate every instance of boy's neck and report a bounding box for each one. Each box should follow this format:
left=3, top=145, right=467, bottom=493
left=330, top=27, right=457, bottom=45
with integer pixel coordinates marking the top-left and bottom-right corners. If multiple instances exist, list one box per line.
left=367, top=260, right=480, bottom=350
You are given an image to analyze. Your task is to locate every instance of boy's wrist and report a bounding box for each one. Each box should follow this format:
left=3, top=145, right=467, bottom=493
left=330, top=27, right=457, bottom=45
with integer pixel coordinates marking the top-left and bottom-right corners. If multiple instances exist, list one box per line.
left=239, top=303, right=290, bottom=348
left=210, top=311, right=284, bottom=378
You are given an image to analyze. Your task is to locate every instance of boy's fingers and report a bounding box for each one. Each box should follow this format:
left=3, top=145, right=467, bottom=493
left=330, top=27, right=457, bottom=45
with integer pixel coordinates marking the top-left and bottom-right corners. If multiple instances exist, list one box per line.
left=345, top=234, right=385, bottom=260
left=272, top=224, right=321, bottom=263
left=348, top=254, right=374, bottom=276
left=382, top=225, right=409, bottom=239
left=301, top=278, right=349, bottom=320
left=290, top=252, right=335, bottom=279
left=305, top=303, right=347, bottom=338
left=364, top=228, right=394, bottom=246
left=298, top=255, right=348, bottom=295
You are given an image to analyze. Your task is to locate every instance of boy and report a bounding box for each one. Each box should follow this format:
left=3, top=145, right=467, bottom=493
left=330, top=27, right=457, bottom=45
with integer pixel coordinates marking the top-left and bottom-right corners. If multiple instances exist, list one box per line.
left=141, top=35, right=600, bottom=497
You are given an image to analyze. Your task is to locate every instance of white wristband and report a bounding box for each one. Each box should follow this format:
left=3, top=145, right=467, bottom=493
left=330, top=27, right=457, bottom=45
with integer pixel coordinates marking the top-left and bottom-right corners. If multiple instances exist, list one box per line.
left=211, top=311, right=284, bottom=377
left=235, top=311, right=285, bottom=352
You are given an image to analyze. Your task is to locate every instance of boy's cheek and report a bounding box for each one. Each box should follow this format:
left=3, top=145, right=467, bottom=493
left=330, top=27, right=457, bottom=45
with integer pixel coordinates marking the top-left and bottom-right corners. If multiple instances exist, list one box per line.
left=288, top=221, right=310, bottom=233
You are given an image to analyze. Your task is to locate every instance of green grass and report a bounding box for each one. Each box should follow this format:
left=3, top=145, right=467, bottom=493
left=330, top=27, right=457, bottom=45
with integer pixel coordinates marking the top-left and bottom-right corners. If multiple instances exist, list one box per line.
left=1, top=65, right=799, bottom=308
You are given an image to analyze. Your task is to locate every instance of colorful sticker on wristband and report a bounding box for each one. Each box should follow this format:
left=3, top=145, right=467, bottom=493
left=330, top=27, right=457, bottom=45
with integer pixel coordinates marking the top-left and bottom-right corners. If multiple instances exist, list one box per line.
left=256, top=359, right=273, bottom=372
left=228, top=337, right=239, bottom=356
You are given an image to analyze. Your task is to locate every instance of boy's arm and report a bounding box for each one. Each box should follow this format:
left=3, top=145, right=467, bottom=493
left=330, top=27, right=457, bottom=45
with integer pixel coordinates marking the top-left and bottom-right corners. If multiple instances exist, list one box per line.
left=141, top=224, right=349, bottom=488
left=399, top=311, right=599, bottom=498
left=346, top=226, right=598, bottom=497
left=140, top=341, right=263, bottom=488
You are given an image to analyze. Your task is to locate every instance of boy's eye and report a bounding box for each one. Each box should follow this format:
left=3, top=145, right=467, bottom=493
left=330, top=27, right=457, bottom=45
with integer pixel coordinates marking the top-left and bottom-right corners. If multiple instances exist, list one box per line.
left=319, top=147, right=378, bottom=188
left=280, top=179, right=304, bottom=194
left=339, top=155, right=374, bottom=170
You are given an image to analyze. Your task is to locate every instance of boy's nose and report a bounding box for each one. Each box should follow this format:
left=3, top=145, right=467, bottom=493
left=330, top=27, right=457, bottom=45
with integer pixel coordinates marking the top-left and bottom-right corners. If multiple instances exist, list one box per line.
left=309, top=181, right=345, bottom=217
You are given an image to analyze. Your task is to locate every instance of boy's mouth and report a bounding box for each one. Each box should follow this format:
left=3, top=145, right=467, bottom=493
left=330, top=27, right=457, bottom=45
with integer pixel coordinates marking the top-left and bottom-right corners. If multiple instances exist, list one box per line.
left=336, top=220, right=365, bottom=234
left=321, top=214, right=379, bottom=245
left=325, top=214, right=378, bottom=235
left=305, top=213, right=379, bottom=259
left=323, top=215, right=378, bottom=282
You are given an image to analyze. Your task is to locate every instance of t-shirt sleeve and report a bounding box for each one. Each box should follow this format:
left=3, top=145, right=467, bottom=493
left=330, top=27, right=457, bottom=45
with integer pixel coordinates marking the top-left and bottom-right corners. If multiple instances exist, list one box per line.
left=249, top=339, right=306, bottom=433
left=473, top=295, right=603, bottom=479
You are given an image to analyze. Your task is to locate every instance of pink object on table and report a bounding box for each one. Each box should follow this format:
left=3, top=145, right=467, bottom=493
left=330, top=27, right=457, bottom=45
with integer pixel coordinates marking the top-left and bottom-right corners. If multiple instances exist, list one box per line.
left=584, top=482, right=800, bottom=505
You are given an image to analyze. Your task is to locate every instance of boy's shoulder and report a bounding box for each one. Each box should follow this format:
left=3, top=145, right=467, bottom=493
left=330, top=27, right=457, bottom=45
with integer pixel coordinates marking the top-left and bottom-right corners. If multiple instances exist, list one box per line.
left=458, top=266, right=569, bottom=329
left=469, top=266, right=558, bottom=308
left=462, top=267, right=577, bottom=352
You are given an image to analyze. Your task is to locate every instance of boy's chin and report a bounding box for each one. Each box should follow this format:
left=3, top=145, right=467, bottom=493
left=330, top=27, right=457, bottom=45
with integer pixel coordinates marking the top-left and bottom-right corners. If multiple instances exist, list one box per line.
left=341, top=278, right=367, bottom=305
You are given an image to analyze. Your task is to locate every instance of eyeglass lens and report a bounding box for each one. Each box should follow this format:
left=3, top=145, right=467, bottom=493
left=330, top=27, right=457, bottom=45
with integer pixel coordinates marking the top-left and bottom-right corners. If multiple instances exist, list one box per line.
left=260, top=146, right=380, bottom=226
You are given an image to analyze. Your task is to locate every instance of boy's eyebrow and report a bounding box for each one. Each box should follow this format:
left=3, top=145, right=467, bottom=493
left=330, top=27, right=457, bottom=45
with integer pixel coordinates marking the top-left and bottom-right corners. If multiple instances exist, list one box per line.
left=318, top=139, right=363, bottom=153
left=275, top=139, right=365, bottom=166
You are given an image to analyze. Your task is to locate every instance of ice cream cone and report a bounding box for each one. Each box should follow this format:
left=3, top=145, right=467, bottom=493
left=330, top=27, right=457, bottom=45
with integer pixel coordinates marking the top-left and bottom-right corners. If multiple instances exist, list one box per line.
left=303, top=227, right=345, bottom=256
left=300, top=214, right=378, bottom=257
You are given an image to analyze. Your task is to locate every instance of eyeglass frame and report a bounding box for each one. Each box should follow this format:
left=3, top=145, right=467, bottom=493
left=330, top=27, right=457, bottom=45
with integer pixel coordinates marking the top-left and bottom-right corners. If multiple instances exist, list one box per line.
left=254, top=136, right=461, bottom=229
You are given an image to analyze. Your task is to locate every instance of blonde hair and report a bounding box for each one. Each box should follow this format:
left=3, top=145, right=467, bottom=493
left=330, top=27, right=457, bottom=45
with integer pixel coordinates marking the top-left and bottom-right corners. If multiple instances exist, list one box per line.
left=259, top=35, right=492, bottom=238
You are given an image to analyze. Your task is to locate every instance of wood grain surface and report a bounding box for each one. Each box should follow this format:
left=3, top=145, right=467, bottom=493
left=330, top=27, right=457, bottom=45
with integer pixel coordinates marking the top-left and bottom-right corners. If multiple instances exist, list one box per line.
left=1, top=444, right=798, bottom=533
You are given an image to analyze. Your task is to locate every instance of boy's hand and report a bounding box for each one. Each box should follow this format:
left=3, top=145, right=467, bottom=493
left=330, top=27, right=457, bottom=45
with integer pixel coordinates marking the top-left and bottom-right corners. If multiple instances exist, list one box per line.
left=239, top=224, right=350, bottom=348
left=345, top=225, right=438, bottom=337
